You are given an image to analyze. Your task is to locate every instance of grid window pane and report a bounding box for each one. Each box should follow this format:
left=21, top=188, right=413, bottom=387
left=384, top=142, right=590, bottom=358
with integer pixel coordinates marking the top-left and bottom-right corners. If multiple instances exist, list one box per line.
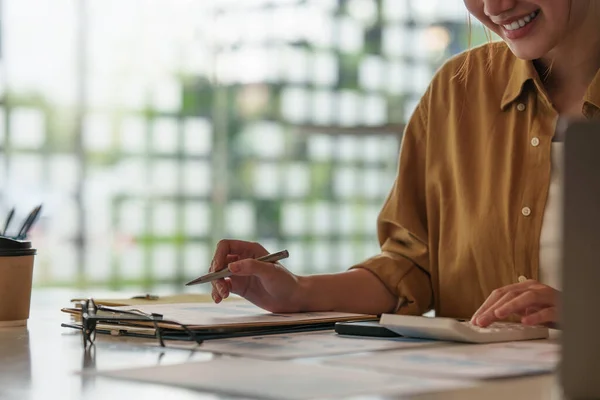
left=120, top=116, right=147, bottom=153
left=8, top=0, right=481, bottom=288
left=184, top=244, right=210, bottom=281
left=10, top=108, right=45, bottom=149
left=184, top=202, right=211, bottom=236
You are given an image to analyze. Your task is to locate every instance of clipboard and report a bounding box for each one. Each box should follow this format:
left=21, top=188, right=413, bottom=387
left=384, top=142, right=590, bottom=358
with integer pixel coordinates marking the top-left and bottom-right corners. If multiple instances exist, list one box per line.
left=68, top=293, right=232, bottom=307
left=61, top=300, right=377, bottom=340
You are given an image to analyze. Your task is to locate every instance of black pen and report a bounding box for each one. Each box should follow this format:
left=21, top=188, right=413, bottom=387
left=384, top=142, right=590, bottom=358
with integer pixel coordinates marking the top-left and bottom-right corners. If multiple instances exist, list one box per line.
left=3, top=207, right=14, bottom=236
left=17, top=205, right=42, bottom=240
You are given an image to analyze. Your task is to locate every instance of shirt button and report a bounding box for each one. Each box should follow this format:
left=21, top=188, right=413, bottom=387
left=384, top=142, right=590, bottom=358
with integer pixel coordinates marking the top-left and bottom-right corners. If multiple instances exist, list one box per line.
left=517, top=103, right=526, bottom=111
left=518, top=275, right=528, bottom=283
left=521, top=206, right=531, bottom=216
left=530, top=137, right=540, bottom=147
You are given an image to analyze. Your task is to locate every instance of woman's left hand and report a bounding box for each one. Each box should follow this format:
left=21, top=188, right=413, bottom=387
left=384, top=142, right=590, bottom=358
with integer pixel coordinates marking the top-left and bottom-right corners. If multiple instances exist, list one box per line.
left=471, top=280, right=559, bottom=328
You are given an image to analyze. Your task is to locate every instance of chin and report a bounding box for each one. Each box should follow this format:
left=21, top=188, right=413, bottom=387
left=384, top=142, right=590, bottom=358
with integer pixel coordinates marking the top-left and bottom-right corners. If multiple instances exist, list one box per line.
left=505, top=40, right=555, bottom=61
left=505, top=45, right=540, bottom=61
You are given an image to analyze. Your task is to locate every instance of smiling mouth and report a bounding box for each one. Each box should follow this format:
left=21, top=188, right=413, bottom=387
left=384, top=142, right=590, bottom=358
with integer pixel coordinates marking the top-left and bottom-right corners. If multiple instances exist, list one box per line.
left=502, top=10, right=540, bottom=31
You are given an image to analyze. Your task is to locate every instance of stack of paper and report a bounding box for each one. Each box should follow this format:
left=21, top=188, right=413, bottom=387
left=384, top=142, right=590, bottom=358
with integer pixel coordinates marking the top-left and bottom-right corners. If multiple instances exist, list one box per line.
left=153, top=330, right=439, bottom=359
left=63, top=295, right=559, bottom=399
left=68, top=293, right=218, bottom=306
left=88, top=336, right=559, bottom=399
left=61, top=298, right=377, bottom=341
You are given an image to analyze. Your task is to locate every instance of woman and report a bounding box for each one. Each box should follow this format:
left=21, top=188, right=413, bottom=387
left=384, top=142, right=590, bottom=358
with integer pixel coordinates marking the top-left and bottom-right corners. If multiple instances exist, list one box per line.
left=206, top=0, right=600, bottom=328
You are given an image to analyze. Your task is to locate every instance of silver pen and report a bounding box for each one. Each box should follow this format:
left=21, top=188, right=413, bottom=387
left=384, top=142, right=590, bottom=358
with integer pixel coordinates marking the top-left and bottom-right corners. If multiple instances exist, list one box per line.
left=185, top=250, right=289, bottom=286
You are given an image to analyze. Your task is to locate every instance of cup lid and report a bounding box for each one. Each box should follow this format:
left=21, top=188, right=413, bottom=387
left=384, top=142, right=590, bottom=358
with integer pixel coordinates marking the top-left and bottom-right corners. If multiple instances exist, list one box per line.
left=0, top=237, right=33, bottom=250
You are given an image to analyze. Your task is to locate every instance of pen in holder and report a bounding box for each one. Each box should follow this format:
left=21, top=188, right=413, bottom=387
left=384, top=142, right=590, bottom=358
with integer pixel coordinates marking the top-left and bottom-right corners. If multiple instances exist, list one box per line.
left=0, top=237, right=37, bottom=326
left=5, top=205, right=43, bottom=240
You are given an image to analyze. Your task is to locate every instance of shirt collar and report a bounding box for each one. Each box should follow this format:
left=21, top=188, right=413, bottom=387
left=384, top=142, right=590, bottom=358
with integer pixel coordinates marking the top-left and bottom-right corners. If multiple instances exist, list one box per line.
left=500, top=57, right=546, bottom=110
left=501, top=55, right=600, bottom=113
left=584, top=68, right=600, bottom=111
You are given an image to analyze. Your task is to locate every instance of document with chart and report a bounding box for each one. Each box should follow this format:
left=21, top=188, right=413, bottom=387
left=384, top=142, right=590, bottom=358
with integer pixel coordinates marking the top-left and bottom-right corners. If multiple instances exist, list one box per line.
left=93, top=357, right=473, bottom=399
left=326, top=341, right=559, bottom=379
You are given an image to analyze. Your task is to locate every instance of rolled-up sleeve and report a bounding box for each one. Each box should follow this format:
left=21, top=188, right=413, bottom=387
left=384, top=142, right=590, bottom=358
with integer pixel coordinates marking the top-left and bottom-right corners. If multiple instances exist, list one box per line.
left=350, top=90, right=432, bottom=316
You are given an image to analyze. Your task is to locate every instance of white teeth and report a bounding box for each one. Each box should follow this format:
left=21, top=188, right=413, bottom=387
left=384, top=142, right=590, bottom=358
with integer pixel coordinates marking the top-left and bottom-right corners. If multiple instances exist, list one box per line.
left=502, top=10, right=539, bottom=31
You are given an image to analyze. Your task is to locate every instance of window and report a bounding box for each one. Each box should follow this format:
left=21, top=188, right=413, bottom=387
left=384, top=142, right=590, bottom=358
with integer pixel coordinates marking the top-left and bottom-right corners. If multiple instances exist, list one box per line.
left=0, top=0, right=487, bottom=288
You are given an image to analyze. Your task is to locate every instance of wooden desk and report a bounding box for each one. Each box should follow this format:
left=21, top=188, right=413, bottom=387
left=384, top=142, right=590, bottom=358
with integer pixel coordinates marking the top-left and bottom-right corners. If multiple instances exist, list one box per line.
left=0, top=289, right=562, bottom=400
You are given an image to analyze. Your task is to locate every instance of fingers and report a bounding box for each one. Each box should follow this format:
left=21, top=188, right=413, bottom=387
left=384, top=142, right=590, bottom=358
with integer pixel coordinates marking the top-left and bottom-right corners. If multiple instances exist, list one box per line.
left=210, top=254, right=238, bottom=303
left=211, top=278, right=224, bottom=303
left=211, top=240, right=241, bottom=272
left=210, top=240, right=267, bottom=273
left=212, top=257, right=281, bottom=302
left=212, top=280, right=230, bottom=301
left=525, top=306, right=541, bottom=316
left=209, top=254, right=239, bottom=279
left=228, top=259, right=280, bottom=279
left=522, top=307, right=557, bottom=326
left=211, top=291, right=222, bottom=304
left=474, top=290, right=523, bottom=327
left=212, top=279, right=233, bottom=303
left=471, top=280, right=539, bottom=324
left=494, top=289, right=554, bottom=320
left=471, top=287, right=508, bottom=323
left=472, top=281, right=559, bottom=327
left=208, top=239, right=269, bottom=304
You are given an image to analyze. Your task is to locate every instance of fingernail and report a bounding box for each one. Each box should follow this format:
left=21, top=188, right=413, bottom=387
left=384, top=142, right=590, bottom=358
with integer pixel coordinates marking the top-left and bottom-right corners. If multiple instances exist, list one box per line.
left=494, top=309, right=506, bottom=319
left=210, top=259, right=215, bottom=272
left=211, top=292, right=217, bottom=302
left=477, top=315, right=492, bottom=326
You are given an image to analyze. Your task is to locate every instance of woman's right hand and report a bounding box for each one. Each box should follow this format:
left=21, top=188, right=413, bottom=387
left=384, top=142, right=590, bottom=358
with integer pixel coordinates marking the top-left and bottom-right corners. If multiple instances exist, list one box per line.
left=209, top=240, right=305, bottom=313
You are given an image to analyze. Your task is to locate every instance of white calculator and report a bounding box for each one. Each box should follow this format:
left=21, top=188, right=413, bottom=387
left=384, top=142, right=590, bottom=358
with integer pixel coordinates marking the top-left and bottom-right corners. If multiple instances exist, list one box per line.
left=379, top=314, right=549, bottom=344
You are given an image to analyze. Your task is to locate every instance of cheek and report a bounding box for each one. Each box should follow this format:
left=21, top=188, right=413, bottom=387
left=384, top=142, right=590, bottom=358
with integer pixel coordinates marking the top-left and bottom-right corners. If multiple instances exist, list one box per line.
left=463, top=0, right=501, bottom=35
left=540, top=0, right=573, bottom=33
left=563, top=3, right=588, bottom=33
left=480, top=18, right=502, bottom=37
left=463, top=0, right=482, bottom=18
left=540, top=13, right=571, bottom=46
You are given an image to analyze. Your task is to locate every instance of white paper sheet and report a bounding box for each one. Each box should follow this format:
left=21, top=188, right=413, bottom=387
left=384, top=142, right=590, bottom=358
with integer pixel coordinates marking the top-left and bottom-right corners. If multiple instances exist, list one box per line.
left=94, top=358, right=473, bottom=400
left=327, top=341, right=558, bottom=380
left=160, top=330, right=440, bottom=359
left=115, top=302, right=373, bottom=328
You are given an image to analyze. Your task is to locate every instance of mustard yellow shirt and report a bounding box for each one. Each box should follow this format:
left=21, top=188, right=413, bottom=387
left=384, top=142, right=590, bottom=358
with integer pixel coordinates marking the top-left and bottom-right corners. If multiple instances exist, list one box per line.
left=353, top=42, right=600, bottom=319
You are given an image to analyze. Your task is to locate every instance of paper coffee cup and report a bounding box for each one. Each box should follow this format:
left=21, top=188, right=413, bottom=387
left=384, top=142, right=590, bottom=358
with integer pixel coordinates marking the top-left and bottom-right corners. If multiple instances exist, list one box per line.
left=0, top=237, right=36, bottom=326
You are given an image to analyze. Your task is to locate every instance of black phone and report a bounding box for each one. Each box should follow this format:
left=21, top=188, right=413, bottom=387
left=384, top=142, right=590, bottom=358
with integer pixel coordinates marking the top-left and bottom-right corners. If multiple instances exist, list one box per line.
left=334, top=321, right=402, bottom=338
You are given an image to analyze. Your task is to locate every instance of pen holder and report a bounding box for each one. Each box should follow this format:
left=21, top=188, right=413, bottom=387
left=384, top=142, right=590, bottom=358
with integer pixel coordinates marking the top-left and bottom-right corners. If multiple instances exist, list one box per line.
left=0, top=237, right=36, bottom=327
